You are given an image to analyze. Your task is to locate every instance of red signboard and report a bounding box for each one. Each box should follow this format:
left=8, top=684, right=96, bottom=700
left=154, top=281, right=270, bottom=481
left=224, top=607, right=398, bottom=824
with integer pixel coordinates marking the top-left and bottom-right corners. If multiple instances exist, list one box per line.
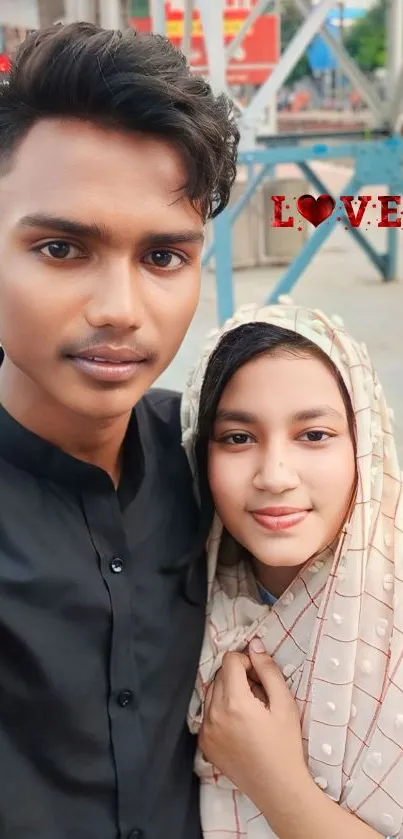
left=0, top=54, right=11, bottom=74
left=130, top=2, right=279, bottom=86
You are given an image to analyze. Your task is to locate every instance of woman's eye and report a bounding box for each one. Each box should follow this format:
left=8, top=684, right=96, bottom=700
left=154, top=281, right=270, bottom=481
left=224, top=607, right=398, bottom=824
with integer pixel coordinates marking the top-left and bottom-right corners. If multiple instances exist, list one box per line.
left=223, top=433, right=253, bottom=445
left=299, top=430, right=331, bottom=443
left=35, top=241, right=84, bottom=260
left=143, top=250, right=185, bottom=270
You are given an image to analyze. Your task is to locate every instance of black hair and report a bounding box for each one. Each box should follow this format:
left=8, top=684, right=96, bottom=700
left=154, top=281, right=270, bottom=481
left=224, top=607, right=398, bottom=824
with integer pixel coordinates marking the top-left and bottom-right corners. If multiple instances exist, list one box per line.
left=196, top=322, right=356, bottom=467
left=0, top=22, right=239, bottom=221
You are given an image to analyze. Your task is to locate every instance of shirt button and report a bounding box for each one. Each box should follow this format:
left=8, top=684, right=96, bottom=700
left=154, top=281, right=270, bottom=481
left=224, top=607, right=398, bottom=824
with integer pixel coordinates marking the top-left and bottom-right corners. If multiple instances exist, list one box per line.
left=110, top=557, right=124, bottom=573
left=128, top=832, right=143, bottom=839
left=117, top=689, right=133, bottom=708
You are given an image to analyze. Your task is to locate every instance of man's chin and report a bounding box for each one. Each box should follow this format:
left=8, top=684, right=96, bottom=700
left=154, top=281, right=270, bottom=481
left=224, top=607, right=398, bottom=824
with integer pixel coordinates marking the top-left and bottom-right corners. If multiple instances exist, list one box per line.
left=56, top=373, right=157, bottom=420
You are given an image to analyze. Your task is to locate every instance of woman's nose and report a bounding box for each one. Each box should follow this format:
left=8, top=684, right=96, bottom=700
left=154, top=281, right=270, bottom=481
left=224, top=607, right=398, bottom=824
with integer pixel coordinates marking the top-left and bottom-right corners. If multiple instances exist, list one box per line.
left=252, top=451, right=300, bottom=493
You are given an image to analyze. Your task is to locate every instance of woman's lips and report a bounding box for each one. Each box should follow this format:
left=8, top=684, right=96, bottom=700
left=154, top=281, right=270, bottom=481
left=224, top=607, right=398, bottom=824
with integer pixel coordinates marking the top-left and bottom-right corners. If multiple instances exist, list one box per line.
left=251, top=509, right=310, bottom=532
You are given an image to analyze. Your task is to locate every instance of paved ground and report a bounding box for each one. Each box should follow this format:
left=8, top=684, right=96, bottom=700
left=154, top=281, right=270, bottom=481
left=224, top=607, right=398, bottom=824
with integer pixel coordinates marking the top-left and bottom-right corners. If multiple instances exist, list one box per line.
left=156, top=161, right=403, bottom=460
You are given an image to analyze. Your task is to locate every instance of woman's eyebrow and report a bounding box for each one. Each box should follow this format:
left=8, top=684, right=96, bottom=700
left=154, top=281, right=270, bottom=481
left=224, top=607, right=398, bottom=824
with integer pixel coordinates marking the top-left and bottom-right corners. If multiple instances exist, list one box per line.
left=292, top=406, right=345, bottom=422
left=215, top=405, right=345, bottom=424
left=215, top=410, right=256, bottom=424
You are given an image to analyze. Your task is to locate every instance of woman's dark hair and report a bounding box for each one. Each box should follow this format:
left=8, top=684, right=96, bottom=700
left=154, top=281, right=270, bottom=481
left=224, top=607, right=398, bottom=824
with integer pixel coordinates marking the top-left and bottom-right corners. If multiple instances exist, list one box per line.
left=196, top=322, right=357, bottom=473
left=0, top=22, right=239, bottom=221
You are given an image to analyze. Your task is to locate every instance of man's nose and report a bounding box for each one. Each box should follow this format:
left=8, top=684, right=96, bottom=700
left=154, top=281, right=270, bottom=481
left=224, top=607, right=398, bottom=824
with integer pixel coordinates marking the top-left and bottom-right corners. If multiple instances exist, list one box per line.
left=85, top=260, right=145, bottom=331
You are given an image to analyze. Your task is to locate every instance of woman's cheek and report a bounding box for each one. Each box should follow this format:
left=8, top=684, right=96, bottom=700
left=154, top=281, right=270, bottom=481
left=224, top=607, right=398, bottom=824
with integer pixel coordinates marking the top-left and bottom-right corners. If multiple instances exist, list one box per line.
left=326, top=441, right=356, bottom=496
left=209, top=451, right=233, bottom=502
left=208, top=450, right=249, bottom=512
left=306, top=442, right=356, bottom=523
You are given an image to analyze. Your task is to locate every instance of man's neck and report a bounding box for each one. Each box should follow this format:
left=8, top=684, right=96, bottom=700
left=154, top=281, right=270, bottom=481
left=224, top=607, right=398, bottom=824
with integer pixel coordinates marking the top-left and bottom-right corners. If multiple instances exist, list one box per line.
left=0, top=359, right=131, bottom=487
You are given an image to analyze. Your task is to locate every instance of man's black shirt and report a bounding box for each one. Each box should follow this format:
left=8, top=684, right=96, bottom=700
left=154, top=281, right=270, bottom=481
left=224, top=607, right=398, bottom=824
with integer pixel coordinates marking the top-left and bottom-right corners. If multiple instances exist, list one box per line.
left=0, top=388, right=207, bottom=839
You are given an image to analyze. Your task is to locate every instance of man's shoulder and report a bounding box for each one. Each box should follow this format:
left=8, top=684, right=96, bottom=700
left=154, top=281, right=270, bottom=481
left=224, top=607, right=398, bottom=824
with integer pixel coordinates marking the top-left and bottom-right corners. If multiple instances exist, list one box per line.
left=137, top=387, right=184, bottom=447
left=142, top=386, right=181, bottom=418
left=140, top=386, right=182, bottom=426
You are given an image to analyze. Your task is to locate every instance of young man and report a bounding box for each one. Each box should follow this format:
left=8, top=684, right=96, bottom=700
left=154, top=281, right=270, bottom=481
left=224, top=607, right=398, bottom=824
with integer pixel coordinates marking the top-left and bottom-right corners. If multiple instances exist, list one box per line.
left=0, top=22, right=239, bottom=839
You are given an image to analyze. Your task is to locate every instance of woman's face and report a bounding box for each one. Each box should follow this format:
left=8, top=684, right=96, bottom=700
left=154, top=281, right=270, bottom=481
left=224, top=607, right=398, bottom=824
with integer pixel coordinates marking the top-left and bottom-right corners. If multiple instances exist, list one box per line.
left=208, top=352, right=356, bottom=573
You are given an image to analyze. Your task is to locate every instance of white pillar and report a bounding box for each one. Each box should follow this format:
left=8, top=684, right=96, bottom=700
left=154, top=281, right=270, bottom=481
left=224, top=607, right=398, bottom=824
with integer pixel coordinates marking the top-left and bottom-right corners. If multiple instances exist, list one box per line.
left=238, top=0, right=334, bottom=146
left=149, top=0, right=166, bottom=35
left=387, top=0, right=403, bottom=96
left=266, top=0, right=280, bottom=135
left=182, top=0, right=194, bottom=59
left=98, top=0, right=122, bottom=29
left=197, top=0, right=227, bottom=96
left=64, top=0, right=96, bottom=22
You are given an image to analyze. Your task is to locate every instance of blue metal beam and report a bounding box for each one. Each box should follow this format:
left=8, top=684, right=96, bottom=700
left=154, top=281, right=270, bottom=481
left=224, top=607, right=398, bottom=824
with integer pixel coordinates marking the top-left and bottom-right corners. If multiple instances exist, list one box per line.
left=237, top=137, right=400, bottom=168
left=267, top=174, right=360, bottom=303
left=213, top=211, right=234, bottom=324
left=202, top=163, right=272, bottom=269
left=298, top=161, right=388, bottom=279
left=209, top=135, right=403, bottom=323
left=385, top=225, right=398, bottom=282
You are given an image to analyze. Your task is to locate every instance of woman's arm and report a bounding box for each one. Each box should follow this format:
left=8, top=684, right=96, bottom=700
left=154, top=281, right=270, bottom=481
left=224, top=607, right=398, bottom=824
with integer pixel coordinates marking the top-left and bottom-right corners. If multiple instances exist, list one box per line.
left=259, top=770, right=383, bottom=839
left=200, top=642, right=385, bottom=839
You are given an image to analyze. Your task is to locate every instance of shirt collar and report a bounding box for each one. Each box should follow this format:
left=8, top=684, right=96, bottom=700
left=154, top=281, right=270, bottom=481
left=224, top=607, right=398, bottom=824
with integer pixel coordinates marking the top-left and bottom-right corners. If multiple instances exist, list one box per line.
left=256, top=580, right=278, bottom=606
left=0, top=400, right=145, bottom=494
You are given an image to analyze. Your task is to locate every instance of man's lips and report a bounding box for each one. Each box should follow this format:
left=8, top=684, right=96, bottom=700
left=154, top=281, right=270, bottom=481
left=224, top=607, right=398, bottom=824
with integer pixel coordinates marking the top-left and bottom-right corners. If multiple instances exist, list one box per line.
left=66, top=346, right=148, bottom=383
left=250, top=506, right=311, bottom=532
left=69, top=346, right=146, bottom=364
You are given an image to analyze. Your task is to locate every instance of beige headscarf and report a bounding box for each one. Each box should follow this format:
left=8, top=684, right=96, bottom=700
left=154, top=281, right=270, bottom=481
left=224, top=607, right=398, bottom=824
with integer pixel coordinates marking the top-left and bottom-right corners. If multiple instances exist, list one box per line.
left=181, top=302, right=403, bottom=839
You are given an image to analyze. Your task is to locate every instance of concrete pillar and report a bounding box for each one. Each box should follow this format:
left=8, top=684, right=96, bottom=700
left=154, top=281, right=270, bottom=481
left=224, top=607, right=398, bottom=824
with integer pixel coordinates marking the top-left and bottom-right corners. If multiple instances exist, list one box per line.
left=98, top=0, right=122, bottom=28
left=197, top=0, right=227, bottom=96
left=64, top=0, right=97, bottom=23
left=387, top=0, right=403, bottom=96
left=149, top=0, right=166, bottom=35
left=37, top=0, right=65, bottom=26
left=182, top=0, right=194, bottom=58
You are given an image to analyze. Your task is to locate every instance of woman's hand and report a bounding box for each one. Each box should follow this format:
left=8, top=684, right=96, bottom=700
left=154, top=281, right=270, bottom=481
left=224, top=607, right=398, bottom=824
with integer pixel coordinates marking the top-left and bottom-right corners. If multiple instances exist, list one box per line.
left=200, top=639, right=384, bottom=839
left=199, top=638, right=313, bottom=815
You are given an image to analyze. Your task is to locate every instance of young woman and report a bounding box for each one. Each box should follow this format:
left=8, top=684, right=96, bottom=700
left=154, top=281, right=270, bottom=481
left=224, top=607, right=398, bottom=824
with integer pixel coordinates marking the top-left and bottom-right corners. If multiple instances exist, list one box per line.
left=182, top=303, right=403, bottom=839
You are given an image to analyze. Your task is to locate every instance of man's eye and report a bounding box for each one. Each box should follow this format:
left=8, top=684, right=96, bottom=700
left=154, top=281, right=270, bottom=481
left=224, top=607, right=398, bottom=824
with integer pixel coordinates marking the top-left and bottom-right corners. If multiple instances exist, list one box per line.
left=143, top=250, right=185, bottom=270
left=35, top=241, right=83, bottom=260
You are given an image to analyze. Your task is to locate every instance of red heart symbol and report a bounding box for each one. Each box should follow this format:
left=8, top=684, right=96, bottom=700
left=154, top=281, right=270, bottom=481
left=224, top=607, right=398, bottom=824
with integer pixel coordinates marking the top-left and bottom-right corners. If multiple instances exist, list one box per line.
left=296, top=194, right=335, bottom=227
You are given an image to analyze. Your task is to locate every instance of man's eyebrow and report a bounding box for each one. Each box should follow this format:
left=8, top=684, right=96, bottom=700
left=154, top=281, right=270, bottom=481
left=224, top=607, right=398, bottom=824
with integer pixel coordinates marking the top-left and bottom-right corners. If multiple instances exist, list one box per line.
left=16, top=214, right=205, bottom=247
left=17, top=214, right=111, bottom=241
left=138, top=230, right=205, bottom=248
left=215, top=405, right=345, bottom=424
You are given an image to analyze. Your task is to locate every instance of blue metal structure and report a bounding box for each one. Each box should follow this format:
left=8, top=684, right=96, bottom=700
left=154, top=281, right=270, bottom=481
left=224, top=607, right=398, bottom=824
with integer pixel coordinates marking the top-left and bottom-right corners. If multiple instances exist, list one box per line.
left=202, top=134, right=403, bottom=324
left=141, top=0, right=403, bottom=327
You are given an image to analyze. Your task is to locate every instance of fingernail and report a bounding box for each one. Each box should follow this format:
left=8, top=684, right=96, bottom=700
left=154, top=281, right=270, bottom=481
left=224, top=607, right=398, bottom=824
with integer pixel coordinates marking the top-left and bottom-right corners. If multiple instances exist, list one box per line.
left=250, top=638, right=265, bottom=653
